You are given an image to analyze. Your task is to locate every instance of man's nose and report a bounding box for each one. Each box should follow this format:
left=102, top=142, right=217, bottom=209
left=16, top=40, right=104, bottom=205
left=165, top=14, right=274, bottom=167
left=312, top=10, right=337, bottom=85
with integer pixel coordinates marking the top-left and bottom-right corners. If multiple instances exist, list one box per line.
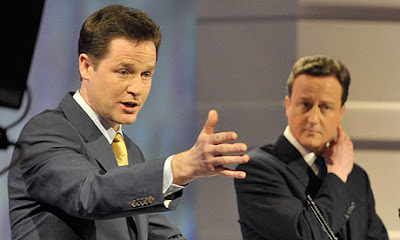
left=307, top=106, right=320, bottom=124
left=127, top=75, right=142, bottom=96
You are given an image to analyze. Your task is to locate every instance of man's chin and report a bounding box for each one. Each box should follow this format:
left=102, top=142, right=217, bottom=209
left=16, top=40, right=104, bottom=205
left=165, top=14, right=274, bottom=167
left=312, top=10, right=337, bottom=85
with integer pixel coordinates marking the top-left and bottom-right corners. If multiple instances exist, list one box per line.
left=115, top=115, right=138, bottom=125
left=120, top=118, right=137, bottom=125
left=300, top=138, right=326, bottom=153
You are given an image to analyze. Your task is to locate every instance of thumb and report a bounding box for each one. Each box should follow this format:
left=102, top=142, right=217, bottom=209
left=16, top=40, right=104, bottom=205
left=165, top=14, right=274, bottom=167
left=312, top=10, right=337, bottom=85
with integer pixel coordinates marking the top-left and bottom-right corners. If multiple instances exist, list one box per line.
left=202, top=109, right=218, bottom=135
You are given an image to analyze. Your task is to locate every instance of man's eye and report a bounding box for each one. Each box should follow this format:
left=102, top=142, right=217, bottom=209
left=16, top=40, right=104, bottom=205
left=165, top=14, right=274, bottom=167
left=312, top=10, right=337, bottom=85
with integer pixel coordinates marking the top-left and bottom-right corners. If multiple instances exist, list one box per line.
left=142, top=72, right=152, bottom=78
left=302, top=102, right=311, bottom=109
left=320, top=105, right=331, bottom=112
left=119, top=69, right=129, bottom=75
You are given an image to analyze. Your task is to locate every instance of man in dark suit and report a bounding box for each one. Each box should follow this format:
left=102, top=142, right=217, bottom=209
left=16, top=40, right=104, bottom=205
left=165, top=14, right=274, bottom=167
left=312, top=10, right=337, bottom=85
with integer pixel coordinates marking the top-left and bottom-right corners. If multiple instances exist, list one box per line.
left=234, top=55, right=388, bottom=240
left=8, top=5, right=249, bottom=240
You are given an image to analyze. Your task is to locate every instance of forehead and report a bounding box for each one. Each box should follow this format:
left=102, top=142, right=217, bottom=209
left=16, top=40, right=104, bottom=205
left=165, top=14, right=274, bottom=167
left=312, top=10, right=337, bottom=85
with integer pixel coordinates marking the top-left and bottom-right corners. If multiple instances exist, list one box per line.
left=292, top=74, right=342, bottom=102
left=101, top=38, right=157, bottom=65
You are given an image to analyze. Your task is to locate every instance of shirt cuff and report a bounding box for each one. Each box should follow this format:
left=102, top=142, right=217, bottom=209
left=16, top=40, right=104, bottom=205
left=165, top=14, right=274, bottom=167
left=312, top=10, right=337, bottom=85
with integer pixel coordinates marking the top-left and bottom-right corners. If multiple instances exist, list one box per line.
left=163, top=155, right=185, bottom=197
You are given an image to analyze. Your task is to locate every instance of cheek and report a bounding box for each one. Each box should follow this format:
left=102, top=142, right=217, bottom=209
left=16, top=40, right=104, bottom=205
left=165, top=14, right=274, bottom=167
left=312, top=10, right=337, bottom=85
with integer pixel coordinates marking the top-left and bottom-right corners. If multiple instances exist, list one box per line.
left=142, top=84, right=152, bottom=103
left=321, top=116, right=341, bottom=137
left=92, top=81, right=122, bottom=110
left=287, top=115, right=308, bottom=141
left=288, top=111, right=307, bottom=129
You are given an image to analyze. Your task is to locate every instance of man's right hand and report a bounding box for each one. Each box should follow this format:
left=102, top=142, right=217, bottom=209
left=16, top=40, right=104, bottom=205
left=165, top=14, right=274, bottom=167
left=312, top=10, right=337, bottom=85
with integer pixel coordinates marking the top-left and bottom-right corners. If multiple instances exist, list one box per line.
left=171, top=109, right=249, bottom=186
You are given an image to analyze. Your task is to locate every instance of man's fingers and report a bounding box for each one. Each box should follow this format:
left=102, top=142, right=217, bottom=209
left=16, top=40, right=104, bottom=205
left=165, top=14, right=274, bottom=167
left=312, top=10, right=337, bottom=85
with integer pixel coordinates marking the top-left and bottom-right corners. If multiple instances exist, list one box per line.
left=211, top=143, right=248, bottom=155
left=335, top=125, right=352, bottom=145
left=209, top=132, right=238, bottom=144
left=213, top=154, right=249, bottom=166
left=336, top=124, right=346, bottom=141
left=194, top=109, right=249, bottom=180
left=201, top=109, right=218, bottom=135
left=215, top=166, right=247, bottom=179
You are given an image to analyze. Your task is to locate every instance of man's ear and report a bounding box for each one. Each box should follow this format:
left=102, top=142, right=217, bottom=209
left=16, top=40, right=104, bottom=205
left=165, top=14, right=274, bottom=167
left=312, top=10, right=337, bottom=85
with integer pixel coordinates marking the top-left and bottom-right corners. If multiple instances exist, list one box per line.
left=285, top=95, right=291, bottom=118
left=78, top=53, right=93, bottom=81
left=338, top=104, right=346, bottom=125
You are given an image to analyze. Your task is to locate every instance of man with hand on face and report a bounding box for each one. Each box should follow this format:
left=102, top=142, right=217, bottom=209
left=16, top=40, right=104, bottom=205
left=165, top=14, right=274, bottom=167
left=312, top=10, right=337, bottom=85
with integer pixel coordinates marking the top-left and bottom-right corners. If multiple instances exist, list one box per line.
left=8, top=5, right=249, bottom=240
left=235, top=56, right=388, bottom=240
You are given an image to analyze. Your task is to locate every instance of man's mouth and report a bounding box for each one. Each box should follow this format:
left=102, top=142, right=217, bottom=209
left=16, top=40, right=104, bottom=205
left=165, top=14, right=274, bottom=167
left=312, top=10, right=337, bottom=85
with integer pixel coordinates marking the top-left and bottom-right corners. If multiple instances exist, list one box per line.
left=120, top=101, right=140, bottom=113
left=122, top=102, right=138, bottom=108
left=305, top=129, right=320, bottom=134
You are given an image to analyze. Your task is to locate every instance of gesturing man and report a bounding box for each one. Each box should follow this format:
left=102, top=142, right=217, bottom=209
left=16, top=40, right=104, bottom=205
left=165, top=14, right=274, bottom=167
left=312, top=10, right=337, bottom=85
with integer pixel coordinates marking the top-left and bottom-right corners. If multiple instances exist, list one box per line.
left=235, top=55, right=388, bottom=240
left=8, top=5, right=248, bottom=240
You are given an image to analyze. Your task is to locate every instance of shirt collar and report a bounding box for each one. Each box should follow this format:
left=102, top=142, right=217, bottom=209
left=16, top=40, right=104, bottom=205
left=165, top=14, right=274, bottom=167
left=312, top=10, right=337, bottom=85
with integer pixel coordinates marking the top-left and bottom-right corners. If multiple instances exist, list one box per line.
left=73, top=90, right=122, bottom=144
left=283, top=126, right=316, bottom=168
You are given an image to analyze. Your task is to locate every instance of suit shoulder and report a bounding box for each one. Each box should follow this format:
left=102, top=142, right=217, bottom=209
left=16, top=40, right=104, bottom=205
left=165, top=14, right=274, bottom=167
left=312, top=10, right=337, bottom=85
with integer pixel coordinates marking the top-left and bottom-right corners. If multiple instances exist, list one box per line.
left=353, top=163, right=367, bottom=173
left=236, top=145, right=282, bottom=172
left=18, top=107, right=80, bottom=144
left=25, top=107, right=67, bottom=128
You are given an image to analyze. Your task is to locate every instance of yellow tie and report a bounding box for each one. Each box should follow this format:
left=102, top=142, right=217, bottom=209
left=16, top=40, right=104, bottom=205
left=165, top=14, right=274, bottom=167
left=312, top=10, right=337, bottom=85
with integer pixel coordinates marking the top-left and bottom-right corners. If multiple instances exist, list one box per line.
left=111, top=133, right=129, bottom=166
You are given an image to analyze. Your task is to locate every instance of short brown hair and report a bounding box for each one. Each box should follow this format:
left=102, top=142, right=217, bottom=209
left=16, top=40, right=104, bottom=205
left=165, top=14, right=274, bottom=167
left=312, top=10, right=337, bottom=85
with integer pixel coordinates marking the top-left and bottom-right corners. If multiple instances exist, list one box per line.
left=78, top=5, right=161, bottom=66
left=286, top=55, right=351, bottom=105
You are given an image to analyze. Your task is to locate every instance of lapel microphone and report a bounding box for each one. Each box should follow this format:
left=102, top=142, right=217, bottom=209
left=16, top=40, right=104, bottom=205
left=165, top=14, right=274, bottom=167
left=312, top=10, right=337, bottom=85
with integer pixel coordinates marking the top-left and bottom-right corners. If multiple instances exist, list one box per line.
left=306, top=195, right=338, bottom=240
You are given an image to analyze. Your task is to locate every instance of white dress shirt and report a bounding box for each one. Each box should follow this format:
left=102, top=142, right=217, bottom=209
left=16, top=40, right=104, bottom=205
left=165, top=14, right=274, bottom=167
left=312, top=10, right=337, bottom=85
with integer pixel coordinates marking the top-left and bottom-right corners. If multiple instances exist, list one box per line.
left=283, top=126, right=319, bottom=176
left=73, top=90, right=184, bottom=200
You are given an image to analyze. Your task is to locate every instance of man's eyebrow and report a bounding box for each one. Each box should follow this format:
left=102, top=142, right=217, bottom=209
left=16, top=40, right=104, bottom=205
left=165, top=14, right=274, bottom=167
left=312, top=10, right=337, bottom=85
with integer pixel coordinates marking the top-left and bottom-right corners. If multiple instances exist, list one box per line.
left=118, top=62, right=155, bottom=72
left=297, top=97, right=336, bottom=105
left=320, top=100, right=336, bottom=107
left=118, top=62, right=134, bottom=68
left=297, top=96, right=313, bottom=102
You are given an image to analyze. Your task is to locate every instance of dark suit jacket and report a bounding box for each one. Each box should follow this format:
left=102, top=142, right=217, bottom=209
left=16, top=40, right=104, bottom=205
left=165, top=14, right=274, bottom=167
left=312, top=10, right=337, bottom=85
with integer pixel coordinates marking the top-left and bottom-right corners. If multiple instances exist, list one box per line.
left=234, top=135, right=388, bottom=240
left=8, top=93, right=185, bottom=240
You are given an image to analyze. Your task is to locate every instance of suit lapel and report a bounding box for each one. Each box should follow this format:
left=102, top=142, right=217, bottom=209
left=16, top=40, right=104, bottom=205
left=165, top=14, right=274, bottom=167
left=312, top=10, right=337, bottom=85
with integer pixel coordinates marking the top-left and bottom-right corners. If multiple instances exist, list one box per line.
left=267, top=135, right=311, bottom=187
left=124, top=135, right=145, bottom=165
left=263, top=135, right=319, bottom=192
left=287, top=158, right=312, bottom=188
left=59, top=93, right=101, bottom=143
left=86, top=136, right=118, bottom=171
left=59, top=93, right=118, bottom=171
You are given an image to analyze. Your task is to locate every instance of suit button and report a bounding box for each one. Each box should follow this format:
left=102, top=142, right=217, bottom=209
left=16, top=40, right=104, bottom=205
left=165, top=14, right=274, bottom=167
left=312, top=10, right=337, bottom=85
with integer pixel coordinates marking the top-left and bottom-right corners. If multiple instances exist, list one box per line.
left=148, top=196, right=155, bottom=204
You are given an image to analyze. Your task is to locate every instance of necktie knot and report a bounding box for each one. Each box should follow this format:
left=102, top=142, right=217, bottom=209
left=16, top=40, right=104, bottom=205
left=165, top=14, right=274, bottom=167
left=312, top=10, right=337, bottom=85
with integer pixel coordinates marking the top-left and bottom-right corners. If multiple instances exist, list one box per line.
left=111, top=133, right=129, bottom=166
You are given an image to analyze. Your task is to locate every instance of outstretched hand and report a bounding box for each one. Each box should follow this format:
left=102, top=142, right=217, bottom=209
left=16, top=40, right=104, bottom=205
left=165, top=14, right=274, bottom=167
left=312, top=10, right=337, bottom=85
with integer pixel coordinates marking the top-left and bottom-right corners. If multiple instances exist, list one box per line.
left=171, top=110, right=249, bottom=186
